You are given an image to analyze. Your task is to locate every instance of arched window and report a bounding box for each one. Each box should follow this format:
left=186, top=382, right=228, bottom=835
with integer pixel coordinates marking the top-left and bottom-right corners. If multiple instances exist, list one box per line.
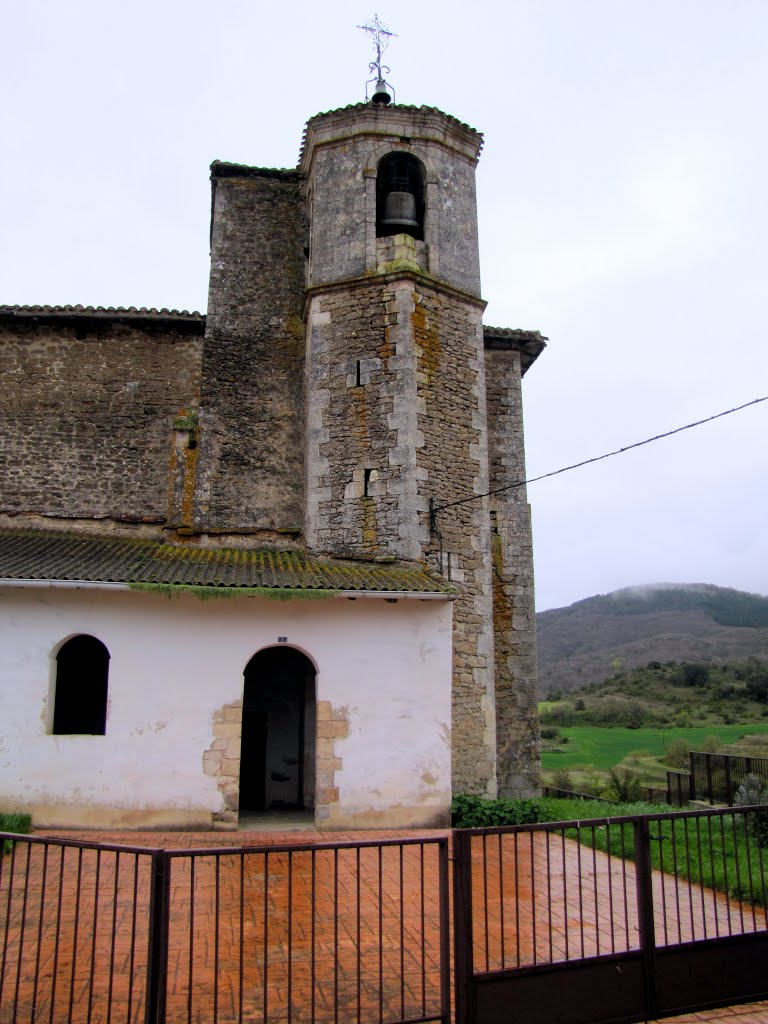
left=376, top=153, right=425, bottom=240
left=52, top=635, right=110, bottom=735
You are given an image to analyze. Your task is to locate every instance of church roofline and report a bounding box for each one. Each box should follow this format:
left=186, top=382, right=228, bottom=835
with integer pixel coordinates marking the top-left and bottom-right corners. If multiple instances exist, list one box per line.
left=483, top=326, right=547, bottom=375
left=209, top=162, right=302, bottom=181
left=301, top=101, right=481, bottom=143
left=0, top=305, right=205, bottom=332
left=0, top=306, right=544, bottom=370
left=0, top=527, right=453, bottom=596
left=298, top=102, right=483, bottom=173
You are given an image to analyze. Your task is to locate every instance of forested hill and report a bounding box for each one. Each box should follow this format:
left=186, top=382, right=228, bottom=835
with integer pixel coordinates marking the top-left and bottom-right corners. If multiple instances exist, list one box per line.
left=536, top=584, right=768, bottom=696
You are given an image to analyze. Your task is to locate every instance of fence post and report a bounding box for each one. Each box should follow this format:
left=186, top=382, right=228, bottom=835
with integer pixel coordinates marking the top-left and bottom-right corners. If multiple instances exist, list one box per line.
left=452, top=829, right=475, bottom=1024
left=145, top=850, right=170, bottom=1024
left=438, top=838, right=451, bottom=1024
left=633, top=817, right=658, bottom=1022
left=689, top=752, right=696, bottom=801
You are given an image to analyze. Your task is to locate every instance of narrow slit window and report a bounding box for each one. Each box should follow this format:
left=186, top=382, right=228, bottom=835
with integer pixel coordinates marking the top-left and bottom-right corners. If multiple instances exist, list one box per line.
left=363, top=469, right=373, bottom=496
left=52, top=635, right=110, bottom=735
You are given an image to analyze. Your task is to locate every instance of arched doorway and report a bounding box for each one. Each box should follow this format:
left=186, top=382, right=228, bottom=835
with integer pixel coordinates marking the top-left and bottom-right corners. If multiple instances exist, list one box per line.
left=239, top=647, right=316, bottom=813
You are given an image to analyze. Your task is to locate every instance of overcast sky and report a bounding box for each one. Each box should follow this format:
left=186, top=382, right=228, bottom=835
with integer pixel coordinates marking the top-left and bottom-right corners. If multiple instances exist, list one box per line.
left=2, top=0, right=766, bottom=611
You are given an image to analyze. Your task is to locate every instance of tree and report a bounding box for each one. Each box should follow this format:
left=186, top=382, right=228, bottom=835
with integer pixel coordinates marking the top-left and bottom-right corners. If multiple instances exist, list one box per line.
left=679, top=663, right=710, bottom=687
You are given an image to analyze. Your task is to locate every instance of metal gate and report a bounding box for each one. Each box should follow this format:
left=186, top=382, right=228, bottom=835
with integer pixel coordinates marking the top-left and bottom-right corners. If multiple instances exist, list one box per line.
left=0, top=832, right=450, bottom=1023
left=453, top=806, right=768, bottom=1024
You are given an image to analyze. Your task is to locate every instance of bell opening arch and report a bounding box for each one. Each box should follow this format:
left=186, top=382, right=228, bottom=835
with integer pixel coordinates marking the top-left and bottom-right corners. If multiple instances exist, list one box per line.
left=376, top=152, right=426, bottom=240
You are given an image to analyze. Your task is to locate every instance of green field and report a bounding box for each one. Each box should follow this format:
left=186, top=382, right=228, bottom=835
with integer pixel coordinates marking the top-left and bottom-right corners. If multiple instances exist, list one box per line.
left=541, top=724, right=768, bottom=772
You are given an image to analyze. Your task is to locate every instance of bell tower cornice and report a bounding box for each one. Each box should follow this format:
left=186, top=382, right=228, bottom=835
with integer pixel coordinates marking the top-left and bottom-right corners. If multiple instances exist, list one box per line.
left=302, top=266, right=487, bottom=322
left=298, top=103, right=483, bottom=176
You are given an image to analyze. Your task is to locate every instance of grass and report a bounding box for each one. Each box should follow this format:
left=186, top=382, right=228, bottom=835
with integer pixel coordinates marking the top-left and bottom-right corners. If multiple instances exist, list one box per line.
left=541, top=724, right=768, bottom=773
left=0, top=812, right=31, bottom=853
left=0, top=812, right=31, bottom=835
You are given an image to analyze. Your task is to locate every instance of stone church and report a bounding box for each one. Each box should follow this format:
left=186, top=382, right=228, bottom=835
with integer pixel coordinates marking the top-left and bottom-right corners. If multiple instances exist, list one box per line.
left=0, top=94, right=545, bottom=830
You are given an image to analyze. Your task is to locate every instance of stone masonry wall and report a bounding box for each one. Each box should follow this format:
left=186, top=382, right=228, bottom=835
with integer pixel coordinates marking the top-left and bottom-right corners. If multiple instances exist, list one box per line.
left=195, top=169, right=306, bottom=533
left=414, top=284, right=498, bottom=797
left=485, top=346, right=541, bottom=796
left=304, top=271, right=497, bottom=796
left=305, top=276, right=422, bottom=560
left=0, top=319, right=202, bottom=523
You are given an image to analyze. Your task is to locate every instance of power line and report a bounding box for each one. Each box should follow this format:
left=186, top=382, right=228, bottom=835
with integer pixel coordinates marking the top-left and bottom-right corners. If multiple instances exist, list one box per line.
left=431, top=394, right=768, bottom=517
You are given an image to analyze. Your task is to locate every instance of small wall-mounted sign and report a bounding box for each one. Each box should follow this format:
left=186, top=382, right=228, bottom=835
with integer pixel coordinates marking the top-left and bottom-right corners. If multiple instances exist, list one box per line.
left=277, top=636, right=288, bottom=643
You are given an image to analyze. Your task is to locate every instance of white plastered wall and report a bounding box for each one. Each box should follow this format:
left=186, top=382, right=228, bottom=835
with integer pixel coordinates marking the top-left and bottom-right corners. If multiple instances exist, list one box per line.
left=0, top=586, right=453, bottom=829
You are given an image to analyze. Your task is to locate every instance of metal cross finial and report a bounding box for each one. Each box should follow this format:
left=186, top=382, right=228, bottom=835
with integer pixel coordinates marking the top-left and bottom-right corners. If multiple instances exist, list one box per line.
left=358, top=14, right=397, bottom=103
left=358, top=14, right=396, bottom=78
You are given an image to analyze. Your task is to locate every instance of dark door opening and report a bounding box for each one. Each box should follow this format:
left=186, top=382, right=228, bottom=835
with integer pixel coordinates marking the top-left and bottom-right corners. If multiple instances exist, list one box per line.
left=239, top=647, right=316, bottom=813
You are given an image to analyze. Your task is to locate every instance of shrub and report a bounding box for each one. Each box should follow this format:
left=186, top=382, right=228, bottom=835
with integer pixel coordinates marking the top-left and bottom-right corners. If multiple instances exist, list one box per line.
left=540, top=725, right=561, bottom=740
left=734, top=773, right=768, bottom=847
left=626, top=702, right=646, bottom=729
left=606, top=766, right=643, bottom=803
left=552, top=768, right=574, bottom=792
left=451, top=795, right=544, bottom=829
left=582, top=767, right=607, bottom=799
left=664, top=737, right=690, bottom=769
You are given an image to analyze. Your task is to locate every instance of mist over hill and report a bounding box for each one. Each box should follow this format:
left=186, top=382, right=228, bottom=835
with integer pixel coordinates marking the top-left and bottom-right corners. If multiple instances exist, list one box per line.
left=536, top=584, right=768, bottom=696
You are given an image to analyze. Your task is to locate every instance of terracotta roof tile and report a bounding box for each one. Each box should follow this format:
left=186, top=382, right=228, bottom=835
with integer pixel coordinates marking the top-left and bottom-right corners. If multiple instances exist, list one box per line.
left=0, top=305, right=204, bottom=321
left=298, top=102, right=483, bottom=167
left=0, top=528, right=450, bottom=595
left=483, top=326, right=547, bottom=375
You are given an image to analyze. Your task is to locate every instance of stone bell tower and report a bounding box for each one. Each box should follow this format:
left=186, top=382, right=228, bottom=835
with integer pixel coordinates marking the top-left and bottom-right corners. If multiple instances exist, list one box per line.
left=300, top=101, right=503, bottom=797
left=200, top=90, right=543, bottom=800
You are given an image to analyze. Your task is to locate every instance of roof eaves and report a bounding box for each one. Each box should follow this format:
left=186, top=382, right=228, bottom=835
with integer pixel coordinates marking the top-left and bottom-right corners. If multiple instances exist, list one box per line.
left=210, top=162, right=303, bottom=182
left=483, top=326, right=547, bottom=375
left=298, top=102, right=483, bottom=168
left=0, top=528, right=453, bottom=596
left=0, top=305, right=205, bottom=329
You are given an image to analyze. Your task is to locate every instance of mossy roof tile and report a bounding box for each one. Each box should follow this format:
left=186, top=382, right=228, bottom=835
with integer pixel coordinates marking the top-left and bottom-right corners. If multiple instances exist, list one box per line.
left=0, top=528, right=450, bottom=595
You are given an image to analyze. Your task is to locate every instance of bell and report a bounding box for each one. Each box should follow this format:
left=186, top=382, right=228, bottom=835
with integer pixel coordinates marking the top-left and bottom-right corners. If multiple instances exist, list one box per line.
left=371, top=79, right=392, bottom=105
left=381, top=191, right=419, bottom=230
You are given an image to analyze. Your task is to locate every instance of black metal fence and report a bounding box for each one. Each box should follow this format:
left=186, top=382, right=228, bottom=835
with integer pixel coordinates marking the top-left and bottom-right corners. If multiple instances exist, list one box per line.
left=667, top=770, right=691, bottom=806
left=453, top=805, right=768, bottom=1024
left=0, top=833, right=450, bottom=1024
left=644, top=786, right=671, bottom=805
left=0, top=834, right=154, bottom=1023
left=541, top=787, right=616, bottom=804
left=5, top=807, right=768, bottom=1024
left=690, top=752, right=768, bottom=806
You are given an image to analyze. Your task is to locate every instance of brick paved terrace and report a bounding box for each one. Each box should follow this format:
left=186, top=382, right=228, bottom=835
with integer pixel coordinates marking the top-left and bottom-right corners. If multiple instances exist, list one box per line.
left=0, top=826, right=765, bottom=1024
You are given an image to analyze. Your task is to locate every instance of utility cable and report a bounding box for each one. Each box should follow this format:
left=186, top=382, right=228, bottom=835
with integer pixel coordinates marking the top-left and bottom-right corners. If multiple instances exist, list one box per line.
left=431, top=394, right=768, bottom=518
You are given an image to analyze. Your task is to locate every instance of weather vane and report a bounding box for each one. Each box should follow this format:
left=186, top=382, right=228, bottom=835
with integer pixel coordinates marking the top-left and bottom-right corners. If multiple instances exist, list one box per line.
left=358, top=14, right=396, bottom=104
